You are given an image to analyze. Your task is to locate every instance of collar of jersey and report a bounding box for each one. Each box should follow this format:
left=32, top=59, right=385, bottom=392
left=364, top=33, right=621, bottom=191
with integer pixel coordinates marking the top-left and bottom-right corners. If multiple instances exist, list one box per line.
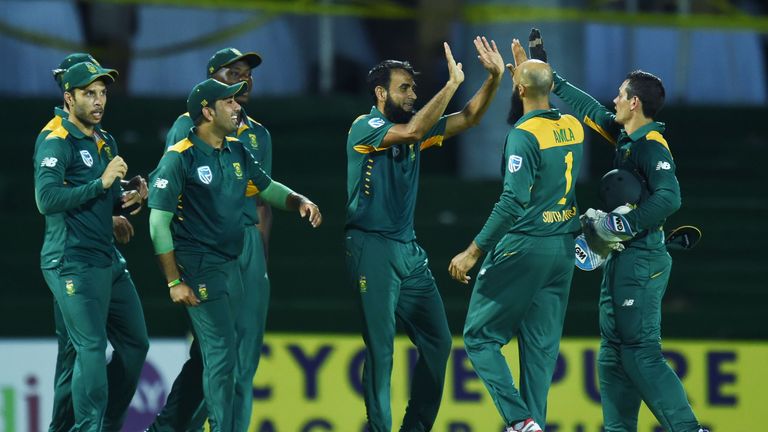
left=54, top=106, right=68, bottom=121
left=513, top=108, right=561, bottom=128
left=187, top=127, right=232, bottom=155
left=60, top=118, right=91, bottom=140
left=626, top=121, right=665, bottom=142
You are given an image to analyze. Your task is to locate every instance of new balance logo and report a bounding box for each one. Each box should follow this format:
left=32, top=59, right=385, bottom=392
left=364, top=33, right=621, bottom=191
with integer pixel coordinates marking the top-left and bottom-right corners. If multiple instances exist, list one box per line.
left=153, top=178, right=169, bottom=189
left=656, top=161, right=671, bottom=170
left=622, top=299, right=635, bottom=306
left=40, top=157, right=58, bottom=167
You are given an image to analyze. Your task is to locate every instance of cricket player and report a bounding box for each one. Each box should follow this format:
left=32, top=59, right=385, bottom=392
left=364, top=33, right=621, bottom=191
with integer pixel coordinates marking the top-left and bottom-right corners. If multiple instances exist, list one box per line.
left=449, top=43, right=584, bottom=432
left=526, top=30, right=708, bottom=432
left=34, top=61, right=149, bottom=432
left=345, top=37, right=504, bottom=431
left=148, top=78, right=321, bottom=432
left=149, top=47, right=271, bottom=432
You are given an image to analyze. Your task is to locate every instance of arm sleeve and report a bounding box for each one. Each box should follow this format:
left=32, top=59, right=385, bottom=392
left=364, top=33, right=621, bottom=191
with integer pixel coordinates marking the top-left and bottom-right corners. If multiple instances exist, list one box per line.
left=624, top=142, right=681, bottom=230
left=245, top=150, right=273, bottom=193
left=419, top=116, right=448, bottom=151
left=473, top=130, right=539, bottom=251
left=261, top=128, right=273, bottom=176
left=34, top=138, right=105, bottom=215
left=258, top=181, right=295, bottom=210
left=149, top=209, right=175, bottom=254
left=348, top=116, right=394, bottom=154
left=552, top=71, right=622, bottom=145
left=147, top=152, right=185, bottom=212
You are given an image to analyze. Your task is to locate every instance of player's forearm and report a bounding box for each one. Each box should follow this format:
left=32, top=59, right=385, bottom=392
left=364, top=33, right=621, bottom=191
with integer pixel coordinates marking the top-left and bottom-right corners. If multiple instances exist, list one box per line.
left=155, top=250, right=181, bottom=284
left=552, top=72, right=619, bottom=144
left=35, top=179, right=105, bottom=215
left=404, top=81, right=460, bottom=139
left=473, top=190, right=525, bottom=252
left=625, top=186, right=681, bottom=231
left=446, top=73, right=502, bottom=137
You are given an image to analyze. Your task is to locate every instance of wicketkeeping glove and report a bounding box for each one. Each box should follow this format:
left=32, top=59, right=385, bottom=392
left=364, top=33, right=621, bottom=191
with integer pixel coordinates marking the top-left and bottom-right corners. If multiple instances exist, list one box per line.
left=580, top=209, right=625, bottom=257
left=591, top=206, right=636, bottom=242
left=528, top=28, right=547, bottom=62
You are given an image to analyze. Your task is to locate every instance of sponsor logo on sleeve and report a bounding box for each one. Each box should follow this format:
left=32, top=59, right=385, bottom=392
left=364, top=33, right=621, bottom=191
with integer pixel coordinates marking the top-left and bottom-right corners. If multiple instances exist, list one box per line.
left=40, top=157, right=58, bottom=167
left=656, top=161, right=671, bottom=171
left=153, top=178, right=169, bottom=189
left=508, top=155, right=523, bottom=173
left=368, top=118, right=385, bottom=129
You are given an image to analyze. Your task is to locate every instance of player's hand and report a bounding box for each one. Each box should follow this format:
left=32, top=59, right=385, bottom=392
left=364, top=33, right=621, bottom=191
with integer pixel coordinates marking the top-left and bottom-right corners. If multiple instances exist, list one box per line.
left=580, top=211, right=621, bottom=258
left=126, top=175, right=148, bottom=201
left=101, top=156, right=127, bottom=189
left=473, top=36, right=504, bottom=78
left=444, top=42, right=465, bottom=86
left=595, top=206, right=636, bottom=242
left=448, top=242, right=484, bottom=284
left=121, top=190, right=143, bottom=215
left=528, top=28, right=547, bottom=62
left=505, top=39, right=529, bottom=80
left=298, top=198, right=322, bottom=228
left=170, top=282, right=200, bottom=307
left=112, top=215, right=134, bottom=244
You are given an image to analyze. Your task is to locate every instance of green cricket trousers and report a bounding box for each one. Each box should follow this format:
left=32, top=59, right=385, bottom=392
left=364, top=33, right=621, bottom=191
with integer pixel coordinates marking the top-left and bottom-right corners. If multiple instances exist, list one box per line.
left=43, top=250, right=149, bottom=432
left=149, top=227, right=268, bottom=432
left=345, top=229, right=452, bottom=432
left=598, top=247, right=701, bottom=432
left=463, top=233, right=574, bottom=427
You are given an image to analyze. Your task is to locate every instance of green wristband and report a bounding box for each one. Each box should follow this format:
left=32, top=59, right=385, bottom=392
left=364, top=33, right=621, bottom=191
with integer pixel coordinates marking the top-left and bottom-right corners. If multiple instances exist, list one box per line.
left=167, top=278, right=182, bottom=288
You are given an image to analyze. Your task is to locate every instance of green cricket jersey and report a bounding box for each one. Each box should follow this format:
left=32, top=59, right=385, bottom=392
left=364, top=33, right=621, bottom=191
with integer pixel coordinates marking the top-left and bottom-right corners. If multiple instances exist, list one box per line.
left=148, top=129, right=272, bottom=259
left=474, top=109, right=584, bottom=251
left=34, top=118, right=122, bottom=268
left=552, top=73, right=681, bottom=250
left=345, top=106, right=447, bottom=242
left=165, top=109, right=272, bottom=226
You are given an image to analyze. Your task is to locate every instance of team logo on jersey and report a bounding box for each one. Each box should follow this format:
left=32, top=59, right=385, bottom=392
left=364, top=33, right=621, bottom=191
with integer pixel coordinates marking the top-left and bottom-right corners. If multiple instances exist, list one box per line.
left=103, top=145, right=113, bottom=160
left=359, top=276, right=367, bottom=293
left=40, top=157, right=58, bottom=167
left=508, top=155, right=523, bottom=173
left=392, top=146, right=400, bottom=157
left=198, top=284, right=208, bottom=301
left=65, top=280, right=75, bottom=296
left=409, top=143, right=415, bottom=161
left=656, top=161, right=671, bottom=171
left=233, top=162, right=243, bottom=179
left=368, top=117, right=385, bottom=129
left=80, top=150, right=93, bottom=167
left=197, top=166, right=213, bottom=184
left=249, top=134, right=258, bottom=149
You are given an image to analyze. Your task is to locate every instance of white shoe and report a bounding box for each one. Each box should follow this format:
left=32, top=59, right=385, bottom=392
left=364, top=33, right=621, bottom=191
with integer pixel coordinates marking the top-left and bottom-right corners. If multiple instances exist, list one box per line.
left=506, top=418, right=543, bottom=432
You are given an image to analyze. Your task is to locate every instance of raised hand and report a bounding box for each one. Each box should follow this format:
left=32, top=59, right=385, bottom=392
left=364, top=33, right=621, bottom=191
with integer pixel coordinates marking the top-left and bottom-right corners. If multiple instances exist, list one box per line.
left=528, top=28, right=547, bottom=62
left=473, top=36, right=504, bottom=78
left=506, top=38, right=530, bottom=79
left=444, top=42, right=464, bottom=86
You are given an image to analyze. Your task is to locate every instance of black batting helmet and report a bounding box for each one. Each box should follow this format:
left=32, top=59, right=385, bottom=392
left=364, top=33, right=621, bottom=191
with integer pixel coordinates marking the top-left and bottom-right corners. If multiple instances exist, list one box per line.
left=599, top=168, right=647, bottom=211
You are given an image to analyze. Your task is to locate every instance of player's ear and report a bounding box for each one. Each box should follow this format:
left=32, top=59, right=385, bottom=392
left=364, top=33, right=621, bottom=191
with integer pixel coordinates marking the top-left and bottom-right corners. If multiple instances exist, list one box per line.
left=63, top=91, right=74, bottom=111
left=202, top=106, right=215, bottom=122
left=375, top=85, right=387, bottom=103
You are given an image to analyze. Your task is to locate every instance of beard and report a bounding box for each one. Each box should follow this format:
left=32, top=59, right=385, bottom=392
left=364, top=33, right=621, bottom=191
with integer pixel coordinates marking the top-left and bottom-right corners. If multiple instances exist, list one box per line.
left=383, top=96, right=415, bottom=124
left=506, top=86, right=524, bottom=125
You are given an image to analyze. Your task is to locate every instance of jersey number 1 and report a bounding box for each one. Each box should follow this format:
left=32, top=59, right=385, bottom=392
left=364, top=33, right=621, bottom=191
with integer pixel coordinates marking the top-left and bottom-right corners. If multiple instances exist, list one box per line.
left=557, top=151, right=574, bottom=205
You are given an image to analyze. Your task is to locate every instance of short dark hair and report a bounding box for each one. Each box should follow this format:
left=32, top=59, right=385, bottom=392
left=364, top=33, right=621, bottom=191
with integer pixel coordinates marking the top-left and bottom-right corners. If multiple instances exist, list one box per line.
left=366, top=60, right=418, bottom=102
left=625, top=70, right=665, bottom=118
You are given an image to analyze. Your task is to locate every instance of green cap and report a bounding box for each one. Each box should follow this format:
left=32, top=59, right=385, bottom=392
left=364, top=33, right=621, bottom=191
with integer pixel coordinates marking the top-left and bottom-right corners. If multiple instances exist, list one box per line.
left=187, top=78, right=248, bottom=120
left=52, top=53, right=101, bottom=86
left=60, top=62, right=118, bottom=92
left=206, top=47, right=262, bottom=76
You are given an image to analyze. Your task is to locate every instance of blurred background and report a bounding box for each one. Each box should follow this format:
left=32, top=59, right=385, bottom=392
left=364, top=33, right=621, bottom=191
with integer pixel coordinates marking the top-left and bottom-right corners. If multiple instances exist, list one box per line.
left=0, top=0, right=766, bottom=430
